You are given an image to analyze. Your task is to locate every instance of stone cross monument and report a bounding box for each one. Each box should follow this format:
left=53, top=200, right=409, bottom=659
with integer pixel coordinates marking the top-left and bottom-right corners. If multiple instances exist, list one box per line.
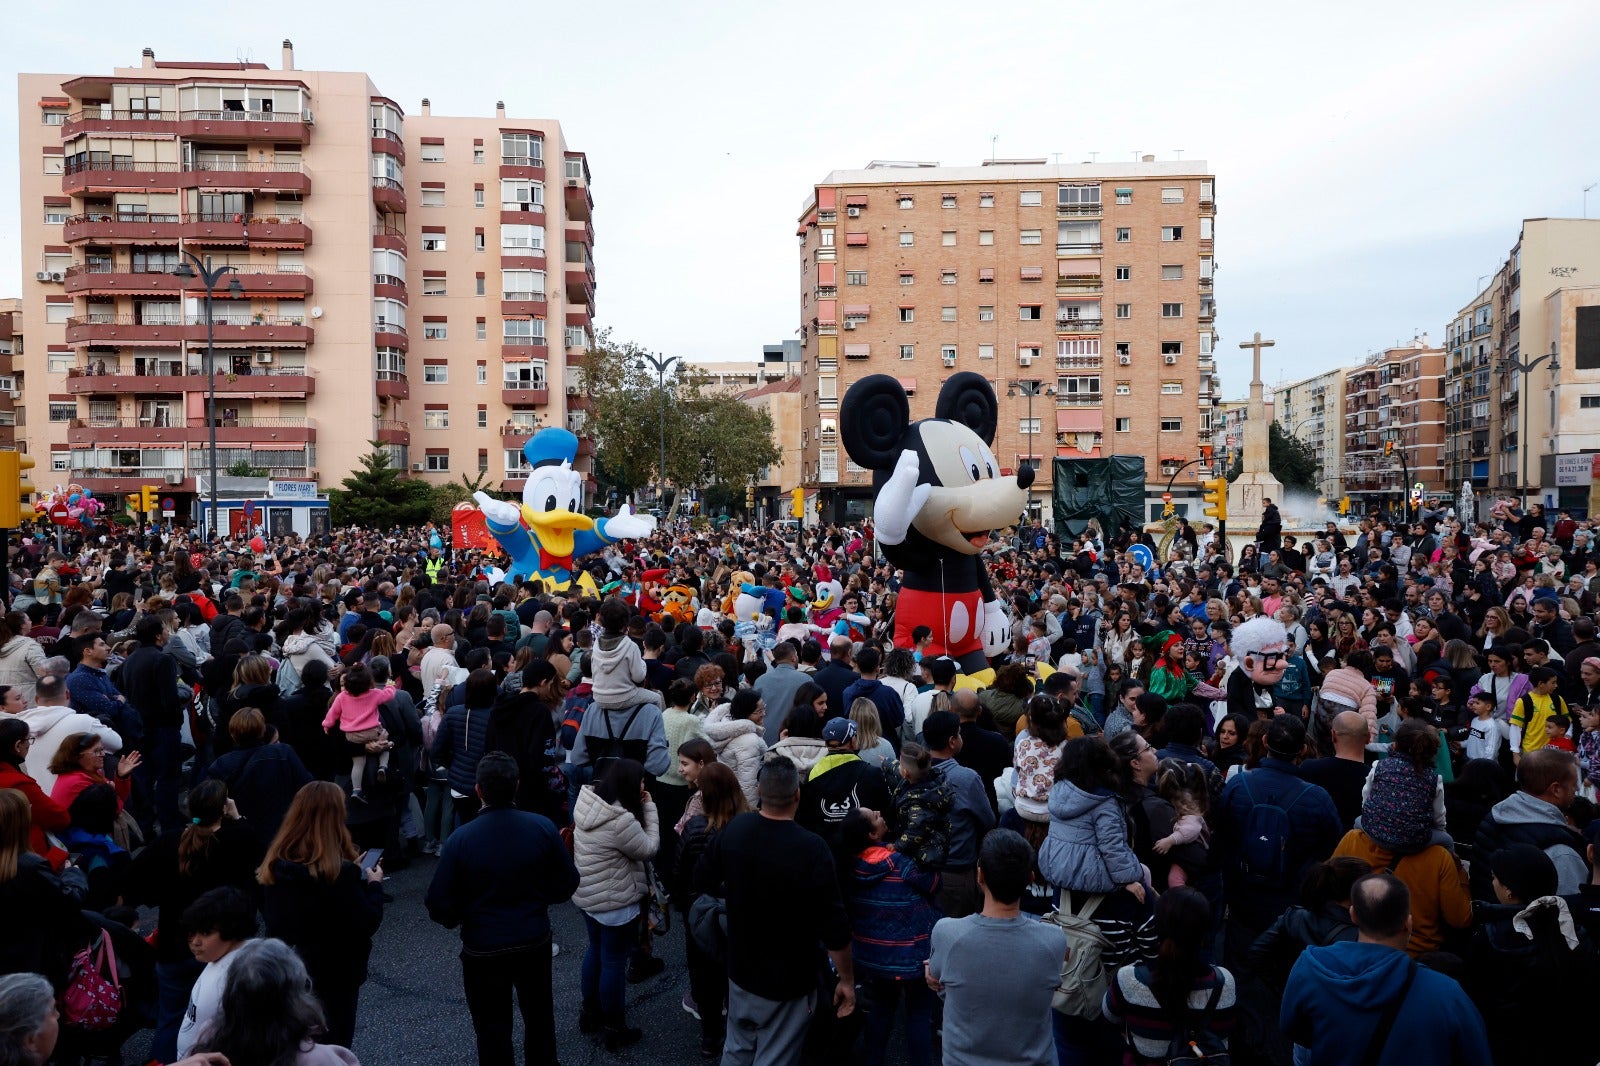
left=1229, top=331, right=1283, bottom=527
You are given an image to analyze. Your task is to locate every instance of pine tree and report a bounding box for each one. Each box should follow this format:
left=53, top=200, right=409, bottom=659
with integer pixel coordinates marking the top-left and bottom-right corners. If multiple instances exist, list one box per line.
left=328, top=443, right=434, bottom=527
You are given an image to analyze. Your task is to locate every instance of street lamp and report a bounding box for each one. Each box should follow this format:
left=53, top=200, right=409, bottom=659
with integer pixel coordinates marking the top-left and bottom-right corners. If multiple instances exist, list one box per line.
left=173, top=254, right=243, bottom=543
left=1503, top=341, right=1560, bottom=502
left=1008, top=378, right=1053, bottom=529
left=639, top=352, right=679, bottom=510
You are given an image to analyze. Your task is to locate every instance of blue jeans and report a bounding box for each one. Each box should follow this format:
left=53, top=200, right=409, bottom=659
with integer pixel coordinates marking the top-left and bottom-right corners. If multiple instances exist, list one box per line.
left=862, top=975, right=933, bottom=1066
left=153, top=957, right=203, bottom=1064
left=136, top=725, right=184, bottom=837
left=581, top=912, right=637, bottom=1018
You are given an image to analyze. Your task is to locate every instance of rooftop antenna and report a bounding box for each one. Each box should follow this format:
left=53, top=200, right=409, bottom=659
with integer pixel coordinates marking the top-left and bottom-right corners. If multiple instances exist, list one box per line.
left=1052, top=152, right=1062, bottom=164
left=1173, top=149, right=1184, bottom=159
left=1585, top=182, right=1597, bottom=218
left=990, top=135, right=998, bottom=163
left=236, top=46, right=252, bottom=70
left=1132, top=149, right=1141, bottom=161
left=1088, top=151, right=1098, bottom=163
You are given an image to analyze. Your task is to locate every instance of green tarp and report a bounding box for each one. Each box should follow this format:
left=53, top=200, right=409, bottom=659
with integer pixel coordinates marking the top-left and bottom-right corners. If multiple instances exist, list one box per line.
left=1052, top=455, right=1147, bottom=538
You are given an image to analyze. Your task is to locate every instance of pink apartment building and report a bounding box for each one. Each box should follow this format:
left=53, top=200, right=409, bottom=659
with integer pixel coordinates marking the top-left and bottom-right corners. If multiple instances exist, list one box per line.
left=16, top=42, right=595, bottom=517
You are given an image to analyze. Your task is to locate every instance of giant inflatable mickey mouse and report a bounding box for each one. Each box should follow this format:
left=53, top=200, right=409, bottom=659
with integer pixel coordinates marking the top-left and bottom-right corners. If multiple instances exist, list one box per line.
left=841, top=372, right=1031, bottom=673
left=472, top=427, right=655, bottom=592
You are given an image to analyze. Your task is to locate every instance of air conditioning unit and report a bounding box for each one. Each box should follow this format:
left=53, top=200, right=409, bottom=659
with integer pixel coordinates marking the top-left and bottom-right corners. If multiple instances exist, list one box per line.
left=1164, top=354, right=1177, bottom=365
left=567, top=178, right=578, bottom=187
left=165, top=472, right=183, bottom=486
left=565, top=384, right=581, bottom=395
left=411, top=463, right=424, bottom=472
left=843, top=321, right=857, bottom=330
left=302, top=109, right=315, bottom=124
left=847, top=207, right=861, bottom=217
left=1118, top=355, right=1132, bottom=365
left=50, top=272, right=64, bottom=282
left=255, top=352, right=273, bottom=364
left=34, top=272, right=48, bottom=282
left=942, top=356, right=957, bottom=368
left=1018, top=354, right=1033, bottom=366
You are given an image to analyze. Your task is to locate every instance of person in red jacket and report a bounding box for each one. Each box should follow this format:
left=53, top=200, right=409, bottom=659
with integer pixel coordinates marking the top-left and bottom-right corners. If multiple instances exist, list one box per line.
left=48, top=731, right=139, bottom=816
left=0, top=717, right=71, bottom=869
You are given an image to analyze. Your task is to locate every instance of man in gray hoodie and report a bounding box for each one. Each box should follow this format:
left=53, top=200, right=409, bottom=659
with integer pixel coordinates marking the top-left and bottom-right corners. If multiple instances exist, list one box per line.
left=1469, top=748, right=1589, bottom=897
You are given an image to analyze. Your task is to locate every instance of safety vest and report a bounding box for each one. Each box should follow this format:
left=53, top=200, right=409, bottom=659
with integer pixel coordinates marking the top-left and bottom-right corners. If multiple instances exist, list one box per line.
left=425, top=556, right=446, bottom=582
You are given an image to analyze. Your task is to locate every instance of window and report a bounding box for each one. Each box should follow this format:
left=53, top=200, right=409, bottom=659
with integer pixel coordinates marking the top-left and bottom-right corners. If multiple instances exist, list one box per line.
left=500, top=133, right=543, bottom=167
left=942, top=231, right=956, bottom=247
left=422, top=233, right=447, bottom=251
left=43, top=154, right=63, bottom=176
left=476, top=364, right=487, bottom=385
left=1019, top=417, right=1041, bottom=434
left=48, top=353, right=73, bottom=374
left=423, top=451, right=449, bottom=471
left=978, top=306, right=995, bottom=322
left=900, top=344, right=915, bottom=360
left=1115, top=417, right=1131, bottom=432
left=942, top=194, right=957, bottom=209
left=501, top=179, right=544, bottom=210
left=941, top=306, right=957, bottom=323
left=504, top=319, right=546, bottom=342
left=899, top=232, right=914, bottom=247
left=421, top=187, right=445, bottom=207
left=819, top=229, right=834, bottom=247
left=478, top=450, right=490, bottom=472
left=1116, top=228, right=1131, bottom=242
left=1161, top=226, right=1183, bottom=242
left=978, top=344, right=995, bottom=359
left=1020, top=191, right=1043, bottom=207
left=1161, top=303, right=1183, bottom=318
left=42, top=107, right=67, bottom=125
left=900, top=272, right=914, bottom=286
left=932, top=345, right=953, bottom=365
left=900, top=308, right=915, bottom=323
left=424, top=409, right=450, bottom=430
left=475, top=275, right=486, bottom=296
left=1115, top=383, right=1131, bottom=395
left=476, top=320, right=487, bottom=341
left=43, top=205, right=70, bottom=225
left=1059, top=375, right=1100, bottom=396
left=501, top=224, right=544, bottom=250
left=421, top=143, right=445, bottom=163
left=1019, top=305, right=1041, bottom=321
left=424, top=322, right=448, bottom=340
left=503, top=270, right=545, bottom=299
left=1115, top=266, right=1131, bottom=281
left=474, top=231, right=486, bottom=252
left=46, top=303, right=69, bottom=324
left=1583, top=396, right=1600, bottom=409
left=1020, top=229, right=1042, bottom=245
left=898, top=196, right=914, bottom=209
left=1161, top=265, right=1184, bottom=280
left=477, top=408, right=488, bottom=427
left=423, top=364, right=447, bottom=383
left=1161, top=341, right=1182, bottom=355
left=49, top=402, right=75, bottom=422
left=51, top=453, right=70, bottom=472
left=1020, top=345, right=1042, bottom=363
left=1160, top=418, right=1182, bottom=432
left=474, top=187, right=485, bottom=208
left=847, top=271, right=867, bottom=286
left=1161, top=187, right=1184, bottom=203
left=1200, top=217, right=1213, bottom=239
left=473, top=146, right=485, bottom=164
left=422, top=276, right=447, bottom=296
left=979, top=193, right=994, bottom=208
left=941, top=271, right=957, bottom=285
left=1115, top=190, right=1132, bottom=205
left=1161, top=382, right=1183, bottom=394
left=978, top=230, right=994, bottom=247
left=1115, top=303, right=1131, bottom=319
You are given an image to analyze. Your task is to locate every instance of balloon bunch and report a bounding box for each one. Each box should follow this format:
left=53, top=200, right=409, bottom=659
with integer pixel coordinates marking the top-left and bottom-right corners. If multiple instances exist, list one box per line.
left=34, top=483, right=104, bottom=530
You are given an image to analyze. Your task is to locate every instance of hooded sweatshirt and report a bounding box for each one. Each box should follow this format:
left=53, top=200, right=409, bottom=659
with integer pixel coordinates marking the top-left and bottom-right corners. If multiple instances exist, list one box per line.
left=18, top=704, right=122, bottom=794
left=1280, top=940, right=1491, bottom=1066
left=590, top=632, right=663, bottom=710
left=1038, top=780, right=1142, bottom=893
left=797, top=751, right=892, bottom=854
left=1470, top=790, right=1590, bottom=898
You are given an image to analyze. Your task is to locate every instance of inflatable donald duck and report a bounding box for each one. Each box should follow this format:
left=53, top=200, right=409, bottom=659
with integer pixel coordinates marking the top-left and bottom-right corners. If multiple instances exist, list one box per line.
left=472, top=428, right=655, bottom=593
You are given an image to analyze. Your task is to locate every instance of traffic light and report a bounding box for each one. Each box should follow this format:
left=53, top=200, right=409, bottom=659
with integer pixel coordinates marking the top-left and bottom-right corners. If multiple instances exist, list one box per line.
left=0, top=452, right=35, bottom=528
left=1201, top=477, right=1228, bottom=522
left=1384, top=440, right=1394, bottom=457
left=138, top=485, right=159, bottom=513
left=1338, top=496, right=1351, bottom=516
left=791, top=487, right=805, bottom=518
left=745, top=486, right=755, bottom=511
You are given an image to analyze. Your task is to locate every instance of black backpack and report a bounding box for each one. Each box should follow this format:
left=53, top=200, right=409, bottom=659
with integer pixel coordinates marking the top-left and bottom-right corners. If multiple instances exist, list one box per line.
left=587, top=705, right=649, bottom=773
left=1160, top=980, right=1229, bottom=1064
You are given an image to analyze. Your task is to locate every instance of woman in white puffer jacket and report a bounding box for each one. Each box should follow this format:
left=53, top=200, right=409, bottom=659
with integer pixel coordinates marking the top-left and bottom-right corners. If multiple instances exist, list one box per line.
left=572, top=759, right=659, bottom=1051
left=703, top=689, right=768, bottom=808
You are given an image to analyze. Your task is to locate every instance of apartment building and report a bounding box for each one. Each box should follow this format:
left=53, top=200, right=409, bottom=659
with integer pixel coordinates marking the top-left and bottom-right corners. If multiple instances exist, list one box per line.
left=688, top=341, right=802, bottom=396
left=737, top=374, right=802, bottom=521
left=1443, top=219, right=1600, bottom=513
left=16, top=43, right=594, bottom=516
left=1276, top=367, right=1346, bottom=501
left=0, top=300, right=21, bottom=450
left=795, top=158, right=1218, bottom=524
left=1342, top=339, right=1445, bottom=510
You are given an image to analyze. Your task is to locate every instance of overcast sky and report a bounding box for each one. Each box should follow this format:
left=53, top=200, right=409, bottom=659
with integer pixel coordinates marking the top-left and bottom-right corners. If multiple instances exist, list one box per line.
left=5, top=0, right=1599, bottom=396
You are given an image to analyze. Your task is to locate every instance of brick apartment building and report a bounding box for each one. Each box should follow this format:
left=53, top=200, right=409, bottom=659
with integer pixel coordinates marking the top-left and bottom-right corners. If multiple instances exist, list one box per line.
left=794, top=158, right=1219, bottom=525
left=1342, top=339, right=1445, bottom=512
left=16, top=42, right=595, bottom=519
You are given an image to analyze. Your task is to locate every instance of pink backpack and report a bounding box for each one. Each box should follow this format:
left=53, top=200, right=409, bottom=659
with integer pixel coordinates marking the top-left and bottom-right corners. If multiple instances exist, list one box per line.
left=63, top=931, right=122, bottom=1031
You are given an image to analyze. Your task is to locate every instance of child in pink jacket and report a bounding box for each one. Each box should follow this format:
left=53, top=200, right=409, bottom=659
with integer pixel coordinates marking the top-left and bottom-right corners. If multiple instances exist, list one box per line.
left=322, top=662, right=393, bottom=801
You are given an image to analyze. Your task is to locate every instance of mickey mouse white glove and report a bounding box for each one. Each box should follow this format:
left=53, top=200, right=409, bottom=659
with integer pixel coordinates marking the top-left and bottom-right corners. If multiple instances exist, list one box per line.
left=874, top=449, right=931, bottom=546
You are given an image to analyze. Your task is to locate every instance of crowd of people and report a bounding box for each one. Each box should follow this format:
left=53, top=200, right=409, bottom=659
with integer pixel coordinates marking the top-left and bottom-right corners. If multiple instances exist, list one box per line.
left=0, top=496, right=1597, bottom=1065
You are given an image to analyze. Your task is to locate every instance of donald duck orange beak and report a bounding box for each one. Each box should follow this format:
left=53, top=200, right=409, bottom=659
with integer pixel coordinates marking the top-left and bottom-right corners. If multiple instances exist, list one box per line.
left=522, top=506, right=595, bottom=558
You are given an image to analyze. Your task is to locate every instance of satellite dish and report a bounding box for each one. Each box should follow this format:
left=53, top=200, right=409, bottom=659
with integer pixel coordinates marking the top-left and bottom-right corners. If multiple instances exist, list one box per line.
left=309, top=306, right=323, bottom=319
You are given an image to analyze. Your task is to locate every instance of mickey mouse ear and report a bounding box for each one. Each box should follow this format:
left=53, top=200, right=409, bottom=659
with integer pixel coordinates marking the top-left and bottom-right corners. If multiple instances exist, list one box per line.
left=841, top=375, right=910, bottom=470
left=935, top=372, right=999, bottom=444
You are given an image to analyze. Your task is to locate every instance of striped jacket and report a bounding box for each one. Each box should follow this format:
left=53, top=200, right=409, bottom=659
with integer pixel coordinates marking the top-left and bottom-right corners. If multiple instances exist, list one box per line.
left=845, top=845, right=942, bottom=979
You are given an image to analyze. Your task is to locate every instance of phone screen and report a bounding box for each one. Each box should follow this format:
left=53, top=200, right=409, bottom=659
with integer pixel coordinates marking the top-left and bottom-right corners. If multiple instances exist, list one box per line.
left=1376, top=678, right=1394, bottom=696
left=359, top=848, right=384, bottom=872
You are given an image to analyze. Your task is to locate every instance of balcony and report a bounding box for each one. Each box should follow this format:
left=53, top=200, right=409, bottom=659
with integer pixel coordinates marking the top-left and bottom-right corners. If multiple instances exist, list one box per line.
left=373, top=320, right=408, bottom=351
left=68, top=416, right=316, bottom=446
left=372, top=176, right=407, bottom=211
left=1056, top=203, right=1103, bottom=218
left=375, top=373, right=409, bottom=400
left=1056, top=280, right=1103, bottom=294
left=501, top=422, right=543, bottom=447
left=65, top=364, right=315, bottom=397
left=62, top=212, right=311, bottom=246
left=1056, top=393, right=1104, bottom=407
left=1056, top=317, right=1103, bottom=334
left=564, top=177, right=593, bottom=222
left=65, top=264, right=312, bottom=298
left=566, top=306, right=592, bottom=328
left=501, top=340, right=549, bottom=361
left=62, top=108, right=311, bottom=142
left=372, top=223, right=405, bottom=255
left=374, top=420, right=409, bottom=446
left=373, top=273, right=408, bottom=303
left=500, top=294, right=549, bottom=318
left=501, top=384, right=550, bottom=406
left=64, top=314, right=314, bottom=346
left=75, top=469, right=188, bottom=494
left=61, top=160, right=311, bottom=196
left=1055, top=356, right=1103, bottom=371
left=370, top=128, right=405, bottom=164
left=500, top=157, right=547, bottom=182
left=565, top=262, right=595, bottom=300
left=1056, top=243, right=1104, bottom=255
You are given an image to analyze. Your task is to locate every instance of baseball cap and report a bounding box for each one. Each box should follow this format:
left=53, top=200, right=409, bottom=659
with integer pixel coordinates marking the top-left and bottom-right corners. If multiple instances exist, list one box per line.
left=822, top=718, right=858, bottom=746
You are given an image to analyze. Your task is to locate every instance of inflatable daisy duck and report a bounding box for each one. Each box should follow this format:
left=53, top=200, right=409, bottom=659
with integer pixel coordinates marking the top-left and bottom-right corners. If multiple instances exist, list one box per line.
left=472, top=428, right=655, bottom=592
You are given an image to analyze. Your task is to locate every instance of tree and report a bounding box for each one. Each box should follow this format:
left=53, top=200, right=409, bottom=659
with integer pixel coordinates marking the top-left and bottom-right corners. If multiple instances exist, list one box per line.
left=328, top=443, right=435, bottom=527
left=1226, top=421, right=1321, bottom=494
left=226, top=458, right=268, bottom=477
left=425, top=470, right=500, bottom=525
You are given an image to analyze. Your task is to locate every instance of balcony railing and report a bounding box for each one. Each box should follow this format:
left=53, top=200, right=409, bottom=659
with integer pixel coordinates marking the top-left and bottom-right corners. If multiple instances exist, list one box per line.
left=1056, top=243, right=1104, bottom=254
left=1056, top=394, right=1104, bottom=407
left=502, top=380, right=550, bottom=391
left=1056, top=204, right=1103, bottom=217
left=1056, top=318, right=1103, bottom=332
left=372, top=176, right=404, bottom=192
left=371, top=128, right=402, bottom=145
left=69, top=313, right=307, bottom=328
left=501, top=155, right=544, bottom=168
left=373, top=274, right=405, bottom=288
left=63, top=160, right=307, bottom=176
left=1055, top=356, right=1103, bottom=370
left=373, top=320, right=407, bottom=336
left=74, top=417, right=313, bottom=430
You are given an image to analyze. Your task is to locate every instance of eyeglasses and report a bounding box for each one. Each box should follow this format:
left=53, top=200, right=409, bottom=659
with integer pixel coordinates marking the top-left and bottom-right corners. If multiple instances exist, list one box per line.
left=1258, top=652, right=1283, bottom=668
